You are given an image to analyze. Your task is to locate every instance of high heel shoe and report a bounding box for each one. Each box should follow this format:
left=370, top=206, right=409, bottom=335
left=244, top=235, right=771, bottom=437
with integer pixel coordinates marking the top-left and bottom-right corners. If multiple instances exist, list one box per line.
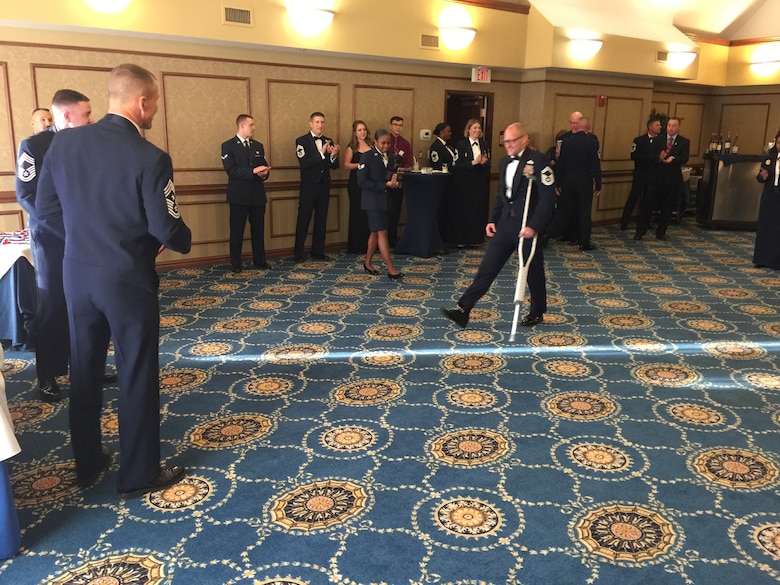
left=387, top=272, right=404, bottom=280
left=363, top=263, right=379, bottom=275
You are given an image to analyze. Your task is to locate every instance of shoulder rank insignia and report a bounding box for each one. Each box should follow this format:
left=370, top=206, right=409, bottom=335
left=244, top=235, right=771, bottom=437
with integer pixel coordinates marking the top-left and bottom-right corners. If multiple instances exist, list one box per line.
left=541, top=166, right=555, bottom=186
left=163, top=179, right=180, bottom=219
left=296, top=144, right=305, bottom=159
left=17, top=152, right=36, bottom=183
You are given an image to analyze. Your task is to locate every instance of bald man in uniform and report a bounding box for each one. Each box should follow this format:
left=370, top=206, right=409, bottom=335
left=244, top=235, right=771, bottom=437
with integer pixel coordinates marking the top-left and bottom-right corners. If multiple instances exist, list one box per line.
left=37, top=64, right=191, bottom=497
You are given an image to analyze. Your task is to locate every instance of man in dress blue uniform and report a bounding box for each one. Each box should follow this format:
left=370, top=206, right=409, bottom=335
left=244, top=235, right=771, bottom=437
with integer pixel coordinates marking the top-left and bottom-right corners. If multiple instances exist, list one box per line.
left=620, top=119, right=662, bottom=231
left=15, top=89, right=94, bottom=402
left=554, top=116, right=602, bottom=251
left=221, top=114, right=271, bottom=273
left=634, top=116, right=690, bottom=241
left=36, top=64, right=192, bottom=497
left=441, top=122, right=556, bottom=329
left=293, top=112, right=339, bottom=262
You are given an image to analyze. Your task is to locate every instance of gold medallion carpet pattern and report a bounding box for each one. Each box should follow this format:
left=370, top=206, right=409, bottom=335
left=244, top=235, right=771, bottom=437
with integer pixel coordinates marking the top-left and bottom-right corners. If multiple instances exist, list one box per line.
left=1, top=224, right=779, bottom=584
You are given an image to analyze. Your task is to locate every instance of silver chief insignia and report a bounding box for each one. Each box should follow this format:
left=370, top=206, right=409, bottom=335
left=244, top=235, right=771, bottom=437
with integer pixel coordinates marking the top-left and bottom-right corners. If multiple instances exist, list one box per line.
left=630, top=143, right=637, bottom=153
left=431, top=150, right=439, bottom=162
left=17, top=152, right=36, bottom=182
left=296, top=144, right=305, bottom=159
left=163, top=179, right=180, bottom=219
left=541, top=166, right=555, bottom=186
left=358, top=163, right=365, bottom=169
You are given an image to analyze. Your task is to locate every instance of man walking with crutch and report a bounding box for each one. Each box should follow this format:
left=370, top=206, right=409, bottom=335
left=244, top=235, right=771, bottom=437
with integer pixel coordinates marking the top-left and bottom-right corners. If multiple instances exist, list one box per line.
left=441, top=122, right=556, bottom=330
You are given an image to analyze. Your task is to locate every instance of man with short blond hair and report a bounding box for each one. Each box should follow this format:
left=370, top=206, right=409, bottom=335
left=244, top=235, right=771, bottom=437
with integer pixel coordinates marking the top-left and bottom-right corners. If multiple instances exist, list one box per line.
left=36, top=63, right=191, bottom=498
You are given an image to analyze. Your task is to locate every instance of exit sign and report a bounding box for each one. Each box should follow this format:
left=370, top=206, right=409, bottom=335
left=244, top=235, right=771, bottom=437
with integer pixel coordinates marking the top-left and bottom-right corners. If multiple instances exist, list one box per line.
left=471, top=67, right=491, bottom=83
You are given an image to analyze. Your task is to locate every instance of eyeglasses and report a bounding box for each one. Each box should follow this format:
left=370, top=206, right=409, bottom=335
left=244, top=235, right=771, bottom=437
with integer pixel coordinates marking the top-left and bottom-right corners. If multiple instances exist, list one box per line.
left=502, top=135, right=526, bottom=145
left=391, top=122, right=404, bottom=127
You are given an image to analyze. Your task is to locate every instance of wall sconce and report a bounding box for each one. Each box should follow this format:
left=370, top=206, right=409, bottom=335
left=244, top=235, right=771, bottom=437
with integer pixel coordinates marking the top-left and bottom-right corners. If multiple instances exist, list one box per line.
left=569, top=39, right=603, bottom=60
left=666, top=51, right=697, bottom=69
left=567, top=30, right=602, bottom=60
left=286, top=0, right=335, bottom=37
left=84, top=0, right=131, bottom=12
left=438, top=5, right=476, bottom=51
left=750, top=43, right=780, bottom=77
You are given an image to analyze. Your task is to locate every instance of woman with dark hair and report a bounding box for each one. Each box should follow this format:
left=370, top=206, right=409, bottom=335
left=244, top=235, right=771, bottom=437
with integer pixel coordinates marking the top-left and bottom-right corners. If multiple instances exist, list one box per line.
left=343, top=120, right=373, bottom=253
left=452, top=118, right=490, bottom=247
left=754, top=129, right=780, bottom=269
left=358, top=129, right=403, bottom=280
left=430, top=123, right=455, bottom=245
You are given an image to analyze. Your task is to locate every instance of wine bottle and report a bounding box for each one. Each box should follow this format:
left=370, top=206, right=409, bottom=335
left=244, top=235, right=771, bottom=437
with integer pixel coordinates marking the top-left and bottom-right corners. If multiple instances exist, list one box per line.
left=731, top=135, right=739, bottom=154
left=724, top=132, right=731, bottom=154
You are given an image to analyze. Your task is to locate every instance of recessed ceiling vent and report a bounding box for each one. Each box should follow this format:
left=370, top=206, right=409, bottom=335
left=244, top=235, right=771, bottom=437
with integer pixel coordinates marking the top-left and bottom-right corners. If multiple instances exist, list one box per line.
left=420, top=34, right=440, bottom=50
left=223, top=6, right=253, bottom=26
left=657, top=51, right=668, bottom=62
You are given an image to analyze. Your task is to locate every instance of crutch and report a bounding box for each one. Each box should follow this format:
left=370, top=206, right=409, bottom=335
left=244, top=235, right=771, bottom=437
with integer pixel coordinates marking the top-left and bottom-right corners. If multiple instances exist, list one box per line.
left=509, top=169, right=538, bottom=342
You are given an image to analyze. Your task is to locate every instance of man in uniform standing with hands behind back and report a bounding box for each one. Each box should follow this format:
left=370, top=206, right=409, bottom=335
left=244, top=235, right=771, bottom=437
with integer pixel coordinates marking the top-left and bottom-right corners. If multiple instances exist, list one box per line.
left=221, top=114, right=271, bottom=273
left=36, top=63, right=192, bottom=498
left=294, top=112, right=339, bottom=262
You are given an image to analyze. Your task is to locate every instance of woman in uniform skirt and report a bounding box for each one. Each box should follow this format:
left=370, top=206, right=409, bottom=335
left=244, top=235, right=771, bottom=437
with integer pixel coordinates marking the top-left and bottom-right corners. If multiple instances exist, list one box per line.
left=754, top=129, right=780, bottom=269
left=343, top=120, right=373, bottom=254
left=358, top=129, right=403, bottom=280
left=451, top=119, right=490, bottom=247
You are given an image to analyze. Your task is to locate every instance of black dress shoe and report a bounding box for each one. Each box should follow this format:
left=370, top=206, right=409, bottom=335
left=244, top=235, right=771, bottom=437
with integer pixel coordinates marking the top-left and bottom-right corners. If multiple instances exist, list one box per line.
left=579, top=244, right=596, bottom=251
left=633, top=234, right=643, bottom=241
left=38, top=378, right=61, bottom=403
left=294, top=256, right=307, bottom=263
left=311, top=254, right=332, bottom=261
left=77, top=449, right=111, bottom=488
left=387, top=272, right=404, bottom=280
left=103, top=372, right=118, bottom=384
left=520, top=314, right=544, bottom=327
left=656, top=234, right=667, bottom=241
left=118, top=465, right=186, bottom=499
left=441, top=306, right=469, bottom=328
left=252, top=261, right=271, bottom=269
left=231, top=266, right=243, bottom=273
left=363, top=263, right=379, bottom=275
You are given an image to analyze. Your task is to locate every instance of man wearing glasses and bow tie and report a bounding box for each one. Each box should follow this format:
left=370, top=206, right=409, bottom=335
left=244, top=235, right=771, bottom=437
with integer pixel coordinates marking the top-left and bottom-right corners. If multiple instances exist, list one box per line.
left=221, top=114, right=271, bottom=273
left=442, top=122, right=556, bottom=330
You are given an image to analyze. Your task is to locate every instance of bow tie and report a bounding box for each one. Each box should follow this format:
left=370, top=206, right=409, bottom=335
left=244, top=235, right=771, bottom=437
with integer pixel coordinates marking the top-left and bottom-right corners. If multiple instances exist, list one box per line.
left=511, top=155, right=522, bottom=161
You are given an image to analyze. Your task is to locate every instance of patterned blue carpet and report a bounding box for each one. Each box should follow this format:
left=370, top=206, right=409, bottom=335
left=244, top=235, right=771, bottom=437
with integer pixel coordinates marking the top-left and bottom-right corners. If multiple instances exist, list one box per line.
left=1, top=223, right=780, bottom=585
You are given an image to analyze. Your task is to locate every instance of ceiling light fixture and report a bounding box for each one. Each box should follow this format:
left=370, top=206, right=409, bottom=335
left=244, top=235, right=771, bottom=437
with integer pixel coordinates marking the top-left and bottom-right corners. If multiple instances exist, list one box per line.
left=567, top=30, right=603, bottom=60
left=750, top=43, right=780, bottom=77
left=84, top=0, right=131, bottom=13
left=286, top=0, right=335, bottom=37
left=438, top=5, right=476, bottom=51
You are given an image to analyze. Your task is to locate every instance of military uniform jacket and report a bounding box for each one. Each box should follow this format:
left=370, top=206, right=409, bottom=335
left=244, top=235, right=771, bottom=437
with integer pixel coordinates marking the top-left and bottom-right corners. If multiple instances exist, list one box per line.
left=454, top=138, right=490, bottom=172
left=429, top=137, right=455, bottom=171
left=296, top=132, right=338, bottom=184
left=556, top=131, right=602, bottom=190
left=36, top=114, right=191, bottom=272
left=490, top=149, right=556, bottom=234
left=15, top=126, right=57, bottom=231
left=757, top=148, right=779, bottom=188
left=630, top=133, right=658, bottom=182
left=650, top=133, right=690, bottom=186
left=357, top=148, right=389, bottom=211
left=221, top=136, right=269, bottom=206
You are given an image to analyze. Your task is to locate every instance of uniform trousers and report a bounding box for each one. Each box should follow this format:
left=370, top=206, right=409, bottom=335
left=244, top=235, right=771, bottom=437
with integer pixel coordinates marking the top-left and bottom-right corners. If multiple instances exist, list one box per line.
left=29, top=226, right=69, bottom=380
left=387, top=187, right=404, bottom=246
left=556, top=182, right=594, bottom=245
left=295, top=180, right=330, bottom=257
left=620, top=176, right=649, bottom=229
left=64, top=259, right=161, bottom=492
left=458, top=219, right=547, bottom=317
left=229, top=203, right=266, bottom=268
left=636, top=182, right=678, bottom=237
